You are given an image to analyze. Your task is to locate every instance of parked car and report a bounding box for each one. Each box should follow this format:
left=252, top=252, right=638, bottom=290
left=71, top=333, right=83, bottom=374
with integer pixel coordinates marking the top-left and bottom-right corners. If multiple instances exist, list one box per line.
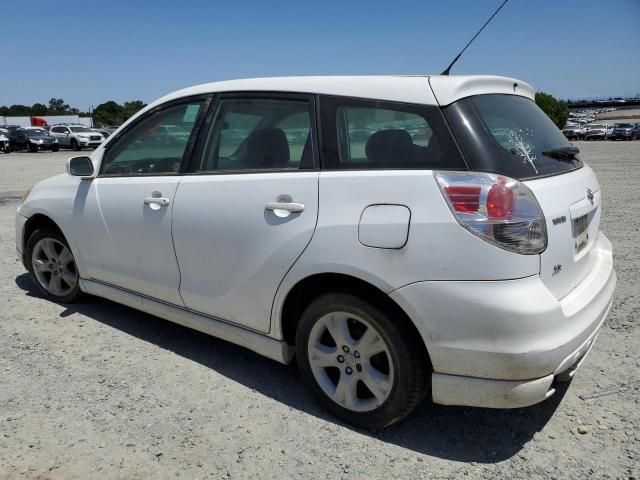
left=562, top=124, right=585, bottom=140
left=92, top=128, right=111, bottom=139
left=49, top=124, right=104, bottom=151
left=16, top=75, right=616, bottom=429
left=584, top=123, right=611, bottom=140
left=8, top=127, right=59, bottom=152
left=0, top=128, right=10, bottom=153
left=608, top=123, right=638, bottom=140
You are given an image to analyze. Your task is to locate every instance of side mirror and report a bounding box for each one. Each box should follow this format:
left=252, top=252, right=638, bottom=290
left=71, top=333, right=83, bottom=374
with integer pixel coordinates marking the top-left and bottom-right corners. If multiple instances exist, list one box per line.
left=66, top=156, right=94, bottom=178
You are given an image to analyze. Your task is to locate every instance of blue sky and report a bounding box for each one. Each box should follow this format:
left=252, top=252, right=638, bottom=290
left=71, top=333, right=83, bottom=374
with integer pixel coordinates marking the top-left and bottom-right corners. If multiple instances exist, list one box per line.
left=2, top=0, right=639, bottom=110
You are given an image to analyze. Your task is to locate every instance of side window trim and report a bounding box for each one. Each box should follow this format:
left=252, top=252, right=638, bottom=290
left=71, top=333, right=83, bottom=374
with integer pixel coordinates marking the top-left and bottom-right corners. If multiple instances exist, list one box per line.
left=98, top=94, right=212, bottom=177
left=187, top=91, right=320, bottom=175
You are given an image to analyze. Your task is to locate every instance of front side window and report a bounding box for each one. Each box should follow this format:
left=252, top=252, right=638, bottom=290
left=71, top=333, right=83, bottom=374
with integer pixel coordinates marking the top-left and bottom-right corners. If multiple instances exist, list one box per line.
left=319, top=96, right=466, bottom=170
left=197, top=97, right=314, bottom=172
left=100, top=100, right=204, bottom=175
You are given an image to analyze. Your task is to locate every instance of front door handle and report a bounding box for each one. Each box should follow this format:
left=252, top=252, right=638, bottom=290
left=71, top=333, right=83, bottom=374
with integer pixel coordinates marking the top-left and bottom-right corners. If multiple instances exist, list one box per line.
left=144, top=196, right=170, bottom=206
left=265, top=202, right=305, bottom=213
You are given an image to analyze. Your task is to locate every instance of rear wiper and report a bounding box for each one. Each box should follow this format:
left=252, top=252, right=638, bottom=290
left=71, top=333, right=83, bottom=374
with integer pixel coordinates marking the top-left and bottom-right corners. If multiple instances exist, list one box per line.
left=542, top=146, right=580, bottom=160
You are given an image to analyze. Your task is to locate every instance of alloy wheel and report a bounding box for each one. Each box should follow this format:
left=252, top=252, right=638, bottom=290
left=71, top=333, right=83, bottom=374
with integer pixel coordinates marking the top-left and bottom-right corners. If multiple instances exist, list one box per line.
left=307, top=312, right=395, bottom=412
left=31, top=238, right=78, bottom=297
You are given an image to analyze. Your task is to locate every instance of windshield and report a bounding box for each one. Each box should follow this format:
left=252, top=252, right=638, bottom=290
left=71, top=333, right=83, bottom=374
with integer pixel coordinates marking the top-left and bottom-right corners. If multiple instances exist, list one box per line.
left=587, top=125, right=604, bottom=129
left=444, top=94, right=582, bottom=179
left=617, top=123, right=633, bottom=128
left=24, top=129, right=49, bottom=137
left=70, top=126, right=92, bottom=133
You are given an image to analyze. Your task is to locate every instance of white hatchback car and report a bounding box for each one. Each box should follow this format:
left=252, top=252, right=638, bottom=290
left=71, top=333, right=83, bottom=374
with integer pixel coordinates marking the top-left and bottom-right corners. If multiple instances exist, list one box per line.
left=16, top=76, right=616, bottom=429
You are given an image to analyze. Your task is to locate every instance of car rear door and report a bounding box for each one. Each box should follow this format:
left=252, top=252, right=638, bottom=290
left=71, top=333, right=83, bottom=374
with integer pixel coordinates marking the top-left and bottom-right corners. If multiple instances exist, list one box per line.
left=73, top=96, right=209, bottom=305
left=171, top=93, right=319, bottom=332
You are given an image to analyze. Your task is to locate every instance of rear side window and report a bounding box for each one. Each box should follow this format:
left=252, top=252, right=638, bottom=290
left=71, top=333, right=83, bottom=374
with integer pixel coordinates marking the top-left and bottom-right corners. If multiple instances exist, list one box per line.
left=319, top=96, right=466, bottom=170
left=444, top=94, right=582, bottom=179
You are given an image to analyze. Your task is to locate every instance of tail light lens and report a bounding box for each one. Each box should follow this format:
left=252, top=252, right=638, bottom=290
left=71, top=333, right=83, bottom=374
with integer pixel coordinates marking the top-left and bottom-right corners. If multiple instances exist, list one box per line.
left=435, top=172, right=547, bottom=254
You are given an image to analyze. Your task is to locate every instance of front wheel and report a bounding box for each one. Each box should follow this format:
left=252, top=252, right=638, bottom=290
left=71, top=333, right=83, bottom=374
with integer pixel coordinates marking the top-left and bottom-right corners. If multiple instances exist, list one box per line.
left=52, top=146, right=59, bottom=152
left=26, top=228, right=82, bottom=303
left=71, top=139, right=81, bottom=151
left=296, top=293, right=429, bottom=430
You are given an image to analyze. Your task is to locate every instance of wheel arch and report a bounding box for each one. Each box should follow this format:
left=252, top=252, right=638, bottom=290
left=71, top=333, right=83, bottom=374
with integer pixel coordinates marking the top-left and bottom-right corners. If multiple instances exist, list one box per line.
left=278, top=272, right=431, bottom=365
left=22, top=213, right=67, bottom=253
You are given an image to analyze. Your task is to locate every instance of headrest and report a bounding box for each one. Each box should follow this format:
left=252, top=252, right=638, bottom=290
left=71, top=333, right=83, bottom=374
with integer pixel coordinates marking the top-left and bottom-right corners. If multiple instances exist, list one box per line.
left=365, top=129, right=413, bottom=164
left=245, top=128, right=290, bottom=169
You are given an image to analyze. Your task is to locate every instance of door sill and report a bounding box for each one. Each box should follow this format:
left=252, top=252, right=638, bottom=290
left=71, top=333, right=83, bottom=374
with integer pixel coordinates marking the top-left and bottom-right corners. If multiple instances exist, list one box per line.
left=80, top=278, right=294, bottom=364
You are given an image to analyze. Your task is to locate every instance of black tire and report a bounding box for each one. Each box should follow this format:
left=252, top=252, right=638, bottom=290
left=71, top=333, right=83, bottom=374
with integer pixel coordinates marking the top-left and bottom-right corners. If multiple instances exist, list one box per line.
left=296, top=293, right=429, bottom=430
left=52, top=146, right=59, bottom=152
left=25, top=227, right=82, bottom=303
left=71, top=139, right=81, bottom=151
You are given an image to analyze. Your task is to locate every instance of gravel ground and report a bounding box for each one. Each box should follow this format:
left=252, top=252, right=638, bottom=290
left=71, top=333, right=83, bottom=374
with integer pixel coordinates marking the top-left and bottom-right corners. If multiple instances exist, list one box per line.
left=0, top=142, right=639, bottom=479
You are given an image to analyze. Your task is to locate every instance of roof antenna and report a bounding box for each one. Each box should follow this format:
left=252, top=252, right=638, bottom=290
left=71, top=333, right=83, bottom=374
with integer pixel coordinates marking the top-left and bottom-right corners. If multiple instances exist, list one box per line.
left=441, top=0, right=510, bottom=75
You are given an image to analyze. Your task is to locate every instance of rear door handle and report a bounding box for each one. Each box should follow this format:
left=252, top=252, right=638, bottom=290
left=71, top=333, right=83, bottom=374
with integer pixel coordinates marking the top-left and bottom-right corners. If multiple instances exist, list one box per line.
left=144, top=196, right=170, bottom=206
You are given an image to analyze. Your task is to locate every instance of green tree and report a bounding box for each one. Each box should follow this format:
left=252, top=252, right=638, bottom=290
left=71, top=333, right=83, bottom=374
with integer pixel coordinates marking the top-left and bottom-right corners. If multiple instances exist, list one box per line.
left=93, top=100, right=146, bottom=126
left=93, top=101, right=124, bottom=126
left=535, top=92, right=570, bottom=129
left=31, top=103, right=48, bottom=115
left=122, top=100, right=146, bottom=120
left=48, top=98, right=71, bottom=114
left=6, top=104, right=31, bottom=116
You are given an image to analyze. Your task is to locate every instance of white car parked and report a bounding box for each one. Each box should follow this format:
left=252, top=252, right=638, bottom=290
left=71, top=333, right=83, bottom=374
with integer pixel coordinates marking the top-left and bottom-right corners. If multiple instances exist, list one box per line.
left=16, top=76, right=616, bottom=429
left=49, top=124, right=104, bottom=151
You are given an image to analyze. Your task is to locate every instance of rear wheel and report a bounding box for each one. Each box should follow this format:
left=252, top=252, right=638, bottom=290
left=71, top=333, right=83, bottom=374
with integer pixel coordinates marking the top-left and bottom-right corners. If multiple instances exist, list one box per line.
left=296, top=293, right=429, bottom=430
left=26, top=228, right=81, bottom=303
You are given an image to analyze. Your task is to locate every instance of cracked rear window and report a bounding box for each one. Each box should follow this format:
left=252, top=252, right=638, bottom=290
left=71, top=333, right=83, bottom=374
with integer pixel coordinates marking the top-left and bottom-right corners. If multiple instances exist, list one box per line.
left=445, top=94, right=582, bottom=179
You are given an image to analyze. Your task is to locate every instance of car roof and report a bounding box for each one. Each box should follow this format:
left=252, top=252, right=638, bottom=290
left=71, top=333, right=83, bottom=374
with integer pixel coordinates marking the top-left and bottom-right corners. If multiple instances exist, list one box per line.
left=150, top=75, right=535, bottom=109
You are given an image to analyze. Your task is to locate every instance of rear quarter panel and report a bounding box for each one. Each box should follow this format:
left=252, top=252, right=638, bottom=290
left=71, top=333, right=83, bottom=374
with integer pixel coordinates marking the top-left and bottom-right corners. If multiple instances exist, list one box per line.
left=270, top=170, right=540, bottom=337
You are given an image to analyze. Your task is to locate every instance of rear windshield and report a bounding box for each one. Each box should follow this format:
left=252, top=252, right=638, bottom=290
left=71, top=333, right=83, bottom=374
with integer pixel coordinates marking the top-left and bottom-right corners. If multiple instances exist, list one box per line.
left=444, top=94, right=582, bottom=179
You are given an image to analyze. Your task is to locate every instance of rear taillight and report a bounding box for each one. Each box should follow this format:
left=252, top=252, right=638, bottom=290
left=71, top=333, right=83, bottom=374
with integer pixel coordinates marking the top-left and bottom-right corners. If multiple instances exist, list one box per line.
left=435, top=172, right=547, bottom=254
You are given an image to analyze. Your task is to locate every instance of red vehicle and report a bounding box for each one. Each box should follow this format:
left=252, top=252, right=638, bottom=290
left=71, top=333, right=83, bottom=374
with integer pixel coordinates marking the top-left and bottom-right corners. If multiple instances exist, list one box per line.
left=30, top=117, right=49, bottom=128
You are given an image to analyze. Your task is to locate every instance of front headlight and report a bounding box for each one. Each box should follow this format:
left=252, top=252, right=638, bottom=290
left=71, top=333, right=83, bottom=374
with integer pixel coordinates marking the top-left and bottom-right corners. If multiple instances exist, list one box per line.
left=29, top=139, right=37, bottom=143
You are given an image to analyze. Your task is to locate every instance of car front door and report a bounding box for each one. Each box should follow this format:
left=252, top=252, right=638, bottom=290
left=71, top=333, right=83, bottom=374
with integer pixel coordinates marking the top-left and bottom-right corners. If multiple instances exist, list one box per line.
left=73, top=97, right=208, bottom=305
left=172, top=93, right=319, bottom=332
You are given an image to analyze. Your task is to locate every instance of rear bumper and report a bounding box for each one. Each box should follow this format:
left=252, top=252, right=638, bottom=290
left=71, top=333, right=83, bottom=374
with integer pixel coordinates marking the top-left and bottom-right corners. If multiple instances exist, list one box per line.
left=390, top=232, right=616, bottom=408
